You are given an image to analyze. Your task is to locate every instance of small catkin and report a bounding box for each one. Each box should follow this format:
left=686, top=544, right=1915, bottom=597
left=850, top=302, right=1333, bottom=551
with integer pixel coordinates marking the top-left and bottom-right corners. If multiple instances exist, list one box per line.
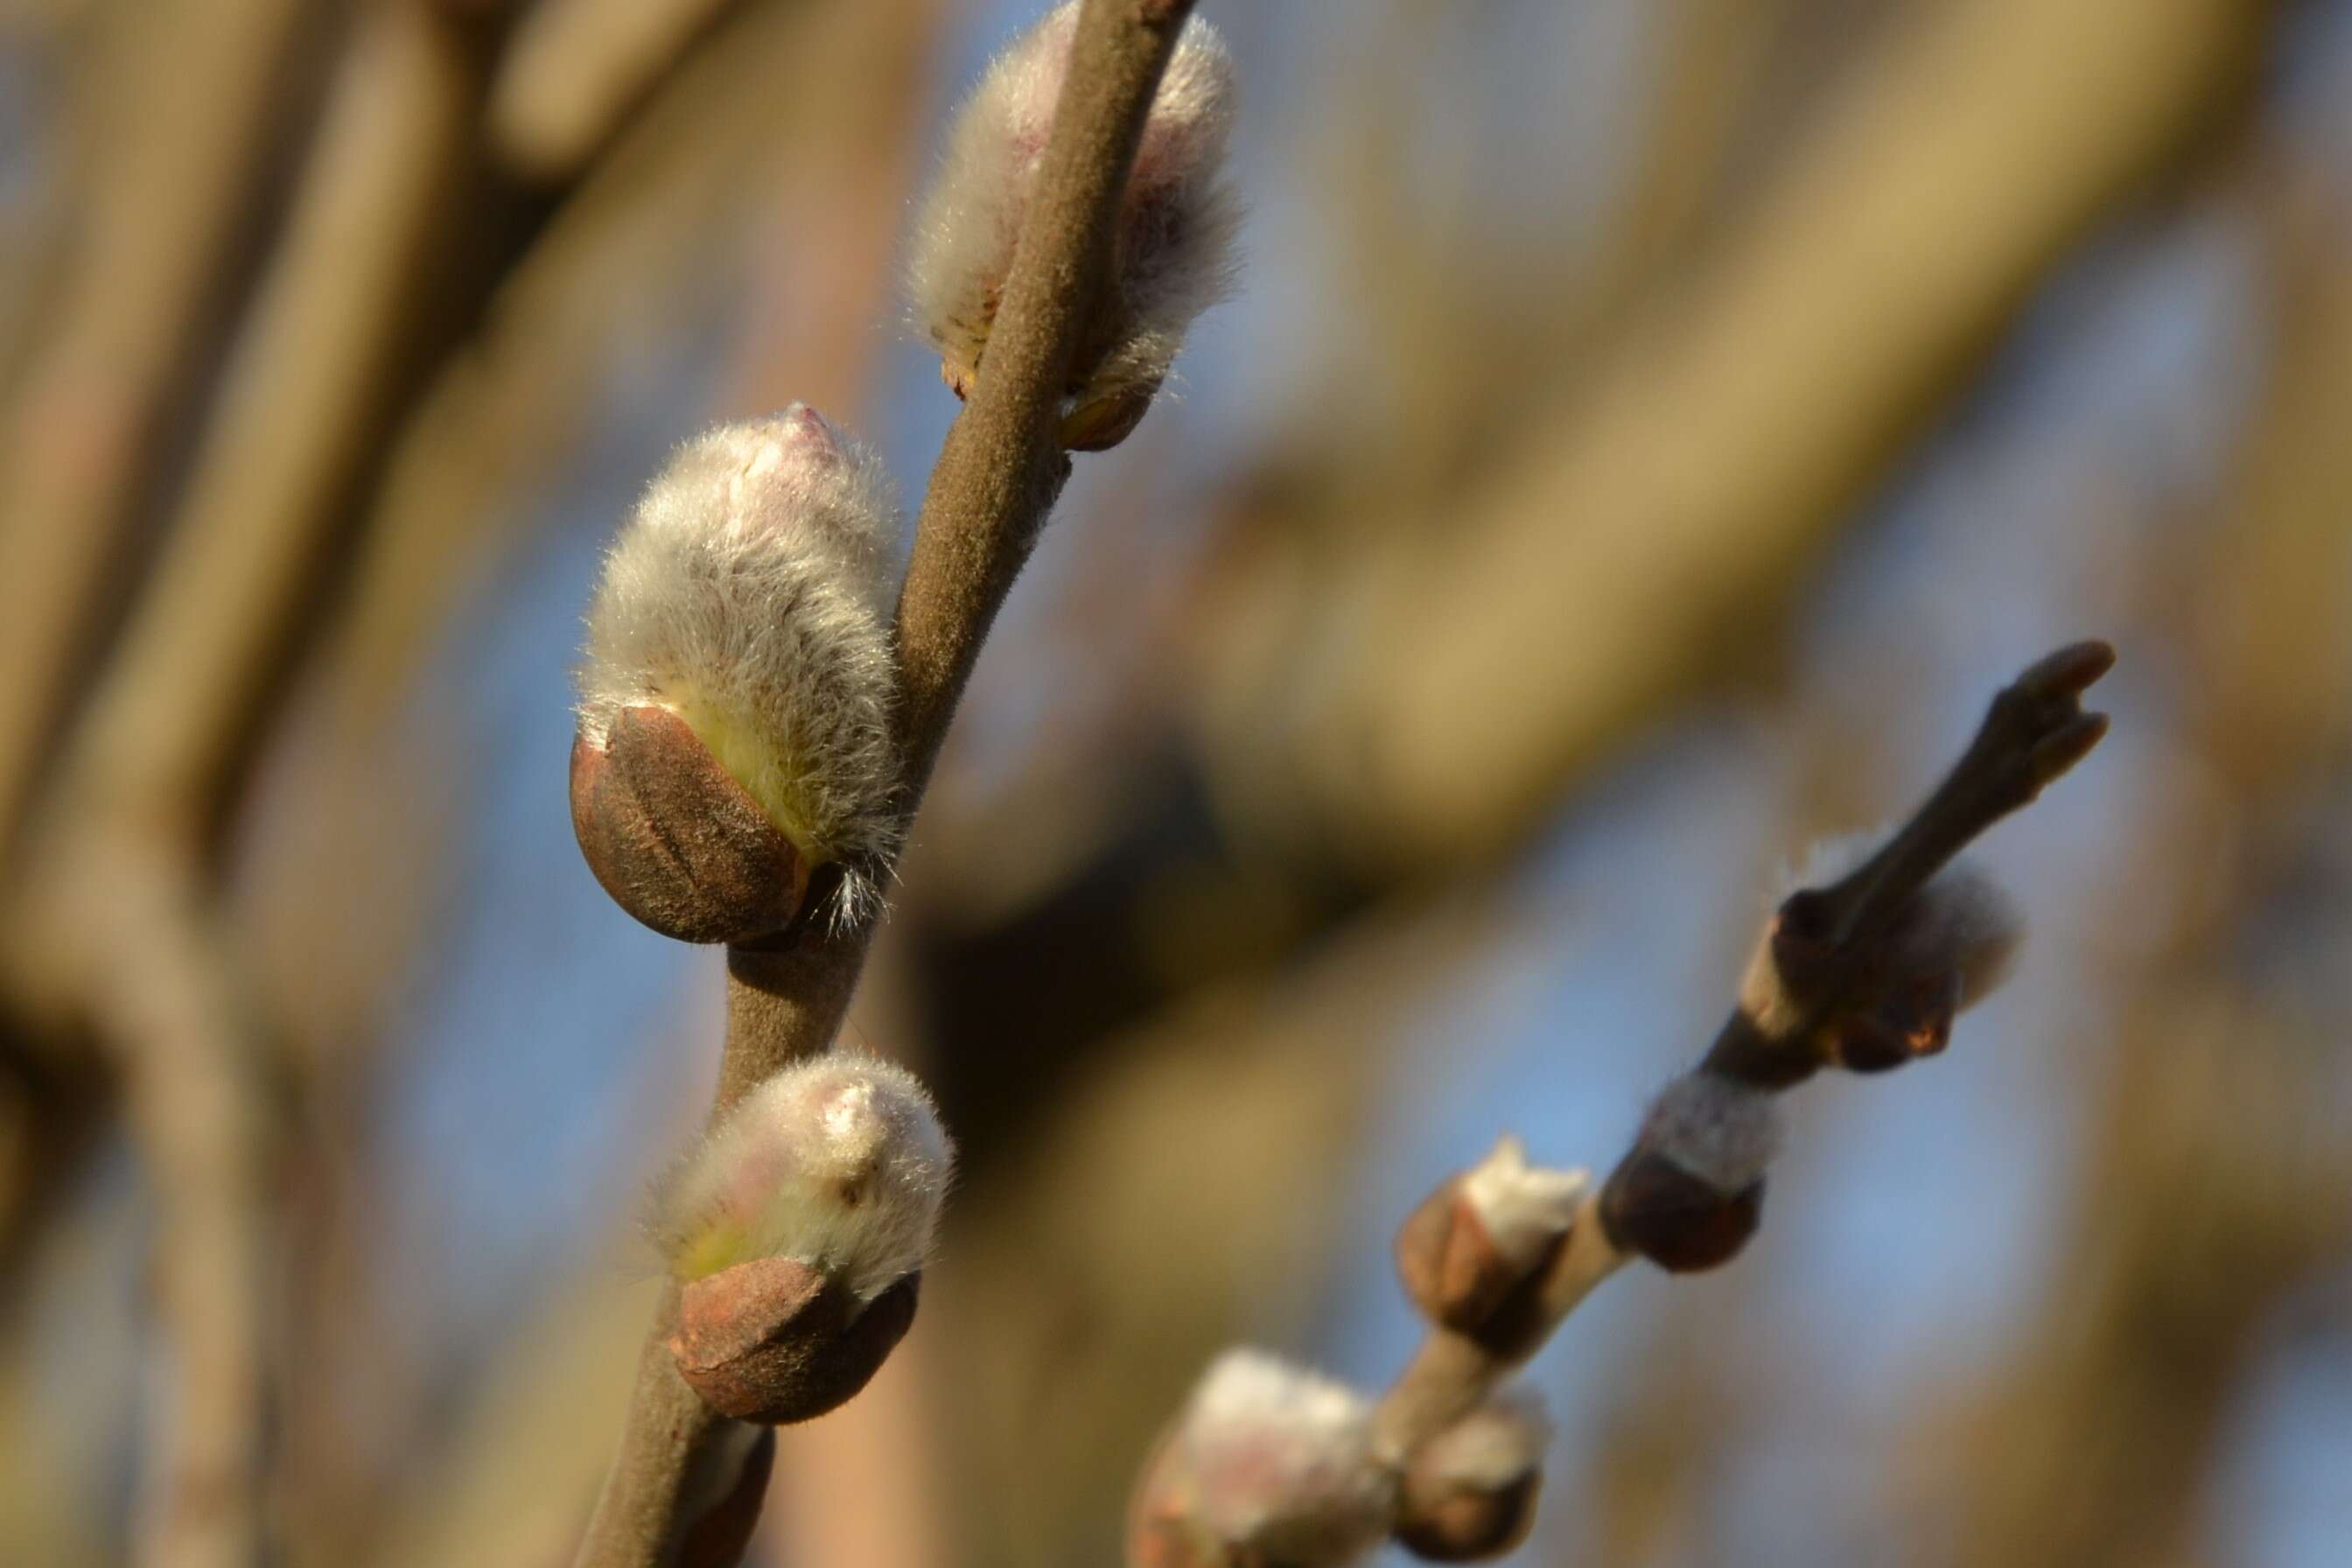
left=1396, top=1386, right=1552, bottom=1561
left=906, top=1, right=1238, bottom=416
left=1135, top=1349, right=1395, bottom=1568
left=1891, top=861, right=2023, bottom=1009
left=577, top=406, right=902, bottom=926
left=1743, top=836, right=2026, bottom=1035
left=655, top=1052, right=954, bottom=1301
left=1635, top=1071, right=1783, bottom=1194
left=1458, top=1135, right=1588, bottom=1271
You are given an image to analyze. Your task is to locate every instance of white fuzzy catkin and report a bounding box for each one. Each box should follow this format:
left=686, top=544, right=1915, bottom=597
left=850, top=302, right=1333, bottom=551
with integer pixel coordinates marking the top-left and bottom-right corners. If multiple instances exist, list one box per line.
left=1458, top=1136, right=1589, bottom=1271
left=1150, top=1349, right=1394, bottom=1565
left=1636, top=1071, right=1783, bottom=1194
left=1745, top=834, right=2026, bottom=1033
left=906, top=2, right=1238, bottom=409
left=656, top=1052, right=954, bottom=1301
left=578, top=407, right=902, bottom=925
left=1896, top=860, right=2024, bottom=1009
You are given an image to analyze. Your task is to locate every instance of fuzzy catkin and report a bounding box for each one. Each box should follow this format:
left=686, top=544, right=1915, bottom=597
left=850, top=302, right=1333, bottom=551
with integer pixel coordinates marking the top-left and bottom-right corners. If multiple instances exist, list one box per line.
left=577, top=407, right=902, bottom=925
left=1782, top=837, right=2023, bottom=999
left=1459, top=1135, right=1588, bottom=1270
left=654, top=1052, right=954, bottom=1301
left=906, top=1, right=1238, bottom=410
left=1146, top=1349, right=1395, bottom=1566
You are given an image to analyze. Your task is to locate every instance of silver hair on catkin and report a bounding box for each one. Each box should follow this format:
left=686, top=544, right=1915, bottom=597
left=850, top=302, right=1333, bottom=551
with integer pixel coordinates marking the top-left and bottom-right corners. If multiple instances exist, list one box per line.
left=906, top=1, right=1239, bottom=449
left=1129, top=1348, right=1396, bottom=1568
left=654, top=1051, right=955, bottom=1302
left=575, top=405, right=903, bottom=932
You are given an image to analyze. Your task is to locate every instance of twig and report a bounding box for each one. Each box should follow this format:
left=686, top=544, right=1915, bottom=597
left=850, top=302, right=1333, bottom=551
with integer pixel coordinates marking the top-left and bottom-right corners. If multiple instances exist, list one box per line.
left=571, top=4, right=1202, bottom=1560
left=1364, top=642, right=2112, bottom=1513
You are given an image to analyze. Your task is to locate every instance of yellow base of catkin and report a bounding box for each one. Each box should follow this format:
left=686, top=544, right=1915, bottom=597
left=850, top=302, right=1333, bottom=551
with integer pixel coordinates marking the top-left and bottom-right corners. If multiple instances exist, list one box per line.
left=657, top=1053, right=955, bottom=1303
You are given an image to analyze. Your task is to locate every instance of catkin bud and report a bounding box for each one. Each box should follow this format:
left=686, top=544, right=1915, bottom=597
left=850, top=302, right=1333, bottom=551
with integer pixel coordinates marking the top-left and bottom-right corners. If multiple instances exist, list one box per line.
left=907, top=1, right=1238, bottom=450
left=1600, top=1071, right=1779, bottom=1273
left=573, top=407, right=902, bottom=942
left=1395, top=1389, right=1552, bottom=1563
left=658, top=1052, right=952, bottom=1297
left=1396, top=1138, right=1586, bottom=1354
left=1127, top=1350, right=1396, bottom=1568
left=659, top=1053, right=953, bottom=1424
left=1740, top=840, right=2024, bottom=1073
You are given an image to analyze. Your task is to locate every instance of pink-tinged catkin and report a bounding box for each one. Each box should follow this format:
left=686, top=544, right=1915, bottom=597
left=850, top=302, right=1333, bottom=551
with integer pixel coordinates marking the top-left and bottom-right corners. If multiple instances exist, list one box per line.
left=1130, top=1349, right=1396, bottom=1568
left=576, top=406, right=904, bottom=927
left=907, top=2, right=1238, bottom=438
left=654, top=1052, right=954, bottom=1302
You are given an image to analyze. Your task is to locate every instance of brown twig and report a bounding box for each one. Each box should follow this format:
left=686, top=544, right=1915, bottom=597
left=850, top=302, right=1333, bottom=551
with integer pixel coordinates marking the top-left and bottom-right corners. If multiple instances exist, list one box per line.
left=571, top=4, right=1202, bottom=1559
left=1357, top=641, right=2112, bottom=1540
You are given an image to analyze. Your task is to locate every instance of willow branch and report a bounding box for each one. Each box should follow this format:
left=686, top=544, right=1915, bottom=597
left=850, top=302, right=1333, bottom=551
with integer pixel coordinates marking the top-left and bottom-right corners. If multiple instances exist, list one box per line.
left=1368, top=641, right=2112, bottom=1488
left=572, top=4, right=1201, bottom=1561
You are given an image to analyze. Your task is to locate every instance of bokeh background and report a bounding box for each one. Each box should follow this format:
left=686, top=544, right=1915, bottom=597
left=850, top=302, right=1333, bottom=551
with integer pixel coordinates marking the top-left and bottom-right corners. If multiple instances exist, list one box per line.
left=3, top=0, right=2350, bottom=1564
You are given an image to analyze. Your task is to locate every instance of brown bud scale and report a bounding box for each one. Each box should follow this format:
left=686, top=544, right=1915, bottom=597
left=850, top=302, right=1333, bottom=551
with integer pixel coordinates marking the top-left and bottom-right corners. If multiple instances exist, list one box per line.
left=570, top=705, right=811, bottom=945
left=1598, top=1150, right=1763, bottom=1273
left=670, top=1256, right=918, bottom=1424
left=1394, top=1183, right=1568, bottom=1361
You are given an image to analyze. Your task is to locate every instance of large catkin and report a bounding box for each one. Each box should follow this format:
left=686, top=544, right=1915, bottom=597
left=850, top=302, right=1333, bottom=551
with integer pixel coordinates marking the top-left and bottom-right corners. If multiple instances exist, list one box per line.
left=578, top=407, right=904, bottom=926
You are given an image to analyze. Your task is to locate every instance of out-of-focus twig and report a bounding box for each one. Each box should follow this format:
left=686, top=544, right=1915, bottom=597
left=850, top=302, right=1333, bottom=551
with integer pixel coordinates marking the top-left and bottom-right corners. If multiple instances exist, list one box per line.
left=0, top=0, right=312, bottom=854
left=80, top=846, right=276, bottom=1568
left=488, top=0, right=743, bottom=178
left=0, top=8, right=500, bottom=1564
left=42, top=0, right=486, bottom=857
